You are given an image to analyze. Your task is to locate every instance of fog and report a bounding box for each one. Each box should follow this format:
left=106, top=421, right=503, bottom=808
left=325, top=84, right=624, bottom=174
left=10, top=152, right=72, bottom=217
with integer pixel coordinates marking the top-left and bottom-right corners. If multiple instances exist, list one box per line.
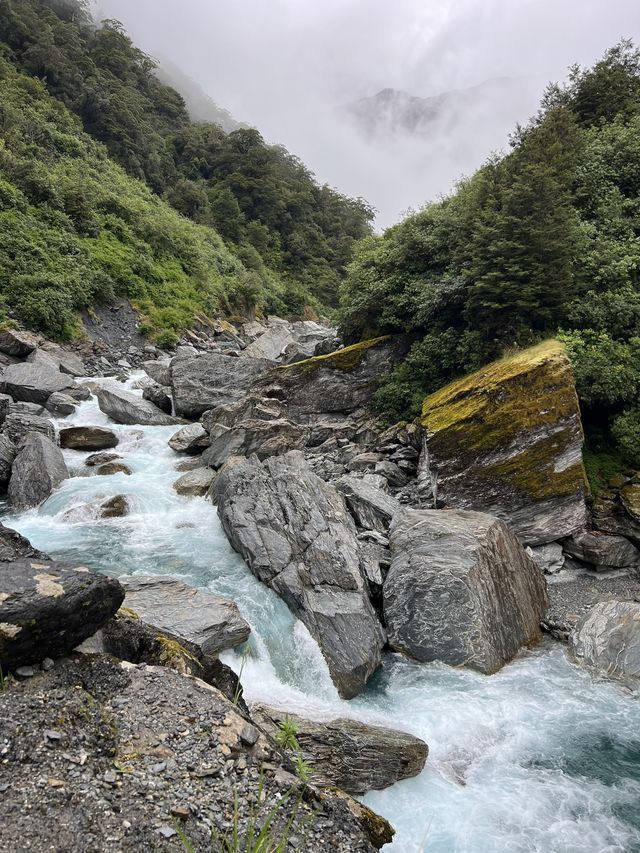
left=96, top=0, right=640, bottom=227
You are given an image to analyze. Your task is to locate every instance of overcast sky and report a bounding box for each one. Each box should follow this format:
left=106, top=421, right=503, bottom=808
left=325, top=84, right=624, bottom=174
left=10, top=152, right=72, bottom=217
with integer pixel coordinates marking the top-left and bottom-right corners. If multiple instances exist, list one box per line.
left=96, top=0, right=640, bottom=226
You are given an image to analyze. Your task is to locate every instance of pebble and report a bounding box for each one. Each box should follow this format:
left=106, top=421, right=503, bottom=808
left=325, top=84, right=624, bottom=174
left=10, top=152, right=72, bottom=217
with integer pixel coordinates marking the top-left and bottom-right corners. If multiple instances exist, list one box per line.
left=41, top=658, right=55, bottom=672
left=15, top=666, right=35, bottom=679
left=104, top=770, right=117, bottom=784
left=44, top=730, right=63, bottom=742
left=157, top=826, right=177, bottom=839
left=170, top=805, right=190, bottom=820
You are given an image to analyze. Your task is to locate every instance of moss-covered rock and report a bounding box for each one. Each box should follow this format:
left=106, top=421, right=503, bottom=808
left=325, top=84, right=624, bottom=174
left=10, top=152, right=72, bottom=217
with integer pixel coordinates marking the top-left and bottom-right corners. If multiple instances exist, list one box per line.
left=421, top=340, right=588, bottom=545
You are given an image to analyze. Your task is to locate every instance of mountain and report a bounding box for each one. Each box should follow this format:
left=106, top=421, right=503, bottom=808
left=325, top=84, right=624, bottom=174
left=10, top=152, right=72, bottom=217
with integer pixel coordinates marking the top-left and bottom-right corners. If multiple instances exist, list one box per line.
left=342, top=77, right=537, bottom=142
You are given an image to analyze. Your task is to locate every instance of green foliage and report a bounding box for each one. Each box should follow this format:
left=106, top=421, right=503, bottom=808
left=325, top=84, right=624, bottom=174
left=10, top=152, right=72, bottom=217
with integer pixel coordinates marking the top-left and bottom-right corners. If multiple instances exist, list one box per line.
left=583, top=448, right=628, bottom=497
left=341, top=40, right=640, bottom=462
left=275, top=717, right=300, bottom=753
left=0, top=0, right=373, bottom=311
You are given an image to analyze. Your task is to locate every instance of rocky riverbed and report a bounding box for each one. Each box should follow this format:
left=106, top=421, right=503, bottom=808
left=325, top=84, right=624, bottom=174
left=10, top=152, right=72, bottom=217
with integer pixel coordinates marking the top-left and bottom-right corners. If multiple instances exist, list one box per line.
left=1, top=316, right=640, bottom=851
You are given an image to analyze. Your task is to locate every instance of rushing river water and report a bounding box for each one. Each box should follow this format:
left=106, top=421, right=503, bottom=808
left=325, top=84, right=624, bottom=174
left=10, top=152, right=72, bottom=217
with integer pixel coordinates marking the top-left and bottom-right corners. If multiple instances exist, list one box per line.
left=4, top=376, right=640, bottom=853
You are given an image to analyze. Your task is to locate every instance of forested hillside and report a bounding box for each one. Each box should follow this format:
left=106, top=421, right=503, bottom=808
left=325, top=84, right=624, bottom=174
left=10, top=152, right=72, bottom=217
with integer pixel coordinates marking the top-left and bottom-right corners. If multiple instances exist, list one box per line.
left=340, top=42, right=640, bottom=478
left=0, top=0, right=373, bottom=340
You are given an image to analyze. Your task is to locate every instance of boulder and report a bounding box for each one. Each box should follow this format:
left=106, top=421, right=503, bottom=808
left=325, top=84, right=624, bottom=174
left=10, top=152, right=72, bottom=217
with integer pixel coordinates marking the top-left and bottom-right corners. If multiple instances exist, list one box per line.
left=9, top=401, right=45, bottom=417
left=0, top=434, right=16, bottom=488
left=0, top=363, right=74, bottom=407
left=526, top=542, right=565, bottom=574
left=168, top=423, right=210, bottom=455
left=142, top=382, right=172, bottom=415
left=215, top=452, right=385, bottom=698
left=85, top=452, right=121, bottom=467
left=336, top=476, right=400, bottom=533
left=96, top=384, right=181, bottom=426
left=8, top=434, right=69, bottom=509
left=59, top=426, right=119, bottom=451
left=420, top=341, right=588, bottom=546
left=173, top=467, right=216, bottom=496
left=252, top=704, right=428, bottom=794
left=383, top=508, right=548, bottom=674
left=0, top=523, right=48, bottom=561
left=118, top=575, right=250, bottom=656
left=0, top=559, right=124, bottom=671
left=39, top=342, right=85, bottom=376
left=45, top=392, right=77, bottom=417
left=563, top=530, right=640, bottom=570
left=242, top=324, right=296, bottom=361
left=570, top=600, right=640, bottom=682
left=0, top=328, right=38, bottom=358
left=2, top=411, right=54, bottom=444
left=96, top=462, right=131, bottom=476
left=100, top=495, right=129, bottom=518
left=202, top=418, right=304, bottom=469
left=0, top=393, right=11, bottom=425
left=142, top=359, right=172, bottom=387
left=26, top=348, right=59, bottom=372
left=257, top=337, right=407, bottom=418
left=171, top=353, right=274, bottom=419
left=201, top=395, right=287, bottom=432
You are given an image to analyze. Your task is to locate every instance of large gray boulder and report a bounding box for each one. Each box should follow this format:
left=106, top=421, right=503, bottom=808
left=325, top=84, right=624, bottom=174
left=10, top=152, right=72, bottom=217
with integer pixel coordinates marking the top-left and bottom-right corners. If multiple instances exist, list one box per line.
left=59, top=426, right=119, bottom=451
left=45, top=392, right=77, bottom=417
left=215, top=452, right=385, bottom=698
left=2, top=411, right=54, bottom=444
left=96, top=385, right=181, bottom=426
left=0, top=363, right=74, bottom=406
left=420, top=341, right=588, bottom=546
left=336, top=476, right=400, bottom=533
left=242, top=325, right=295, bottom=360
left=202, top=418, right=304, bottom=469
left=168, top=422, right=210, bottom=454
left=118, top=575, right=250, bottom=656
left=383, top=508, right=548, bottom=674
left=0, top=558, right=124, bottom=671
left=0, top=523, right=48, bottom=561
left=570, top=600, right=640, bottom=682
left=142, top=359, right=172, bottom=388
left=252, top=704, right=428, bottom=794
left=0, top=328, right=38, bottom=358
left=38, top=342, right=85, bottom=376
left=171, top=353, right=274, bottom=419
left=8, top=434, right=69, bottom=508
left=173, top=467, right=216, bottom=496
left=563, top=530, right=640, bottom=570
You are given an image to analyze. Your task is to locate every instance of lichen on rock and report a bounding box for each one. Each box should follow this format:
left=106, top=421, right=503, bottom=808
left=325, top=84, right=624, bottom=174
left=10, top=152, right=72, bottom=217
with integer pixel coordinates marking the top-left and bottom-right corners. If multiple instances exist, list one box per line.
left=420, top=340, right=588, bottom=545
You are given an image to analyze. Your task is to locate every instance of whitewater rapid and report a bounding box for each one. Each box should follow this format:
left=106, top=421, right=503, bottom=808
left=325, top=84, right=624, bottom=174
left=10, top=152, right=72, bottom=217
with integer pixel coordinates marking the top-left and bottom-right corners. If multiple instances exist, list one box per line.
left=4, top=376, right=640, bottom=853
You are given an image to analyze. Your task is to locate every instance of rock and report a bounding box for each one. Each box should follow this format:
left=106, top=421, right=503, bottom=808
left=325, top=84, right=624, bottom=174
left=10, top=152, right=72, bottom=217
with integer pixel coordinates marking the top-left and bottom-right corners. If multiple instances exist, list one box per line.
left=0, top=656, right=388, bottom=852
left=563, top=530, right=640, bottom=570
left=420, top=340, right=588, bottom=546
left=174, top=457, right=205, bottom=472
left=374, top=460, right=409, bottom=488
left=202, top=418, right=304, bottom=469
left=142, top=359, right=172, bottom=387
left=85, top=452, right=121, bottom=467
left=59, top=426, right=119, bottom=451
left=142, top=383, right=172, bottom=415
left=570, top=600, right=640, bottom=682
left=45, top=392, right=77, bottom=417
left=96, top=385, right=181, bottom=426
left=0, top=523, right=49, bottom=561
left=0, top=434, right=16, bottom=489
left=0, top=392, right=11, bottom=425
left=8, top=434, right=69, bottom=509
left=171, top=353, right=274, bottom=419
left=96, top=462, right=131, bottom=476
left=67, top=385, right=91, bottom=402
left=168, top=423, right=210, bottom=455
left=39, top=342, right=85, bottom=377
left=252, top=704, right=428, bottom=794
left=336, top=476, right=400, bottom=533
left=9, top=401, right=45, bottom=417
left=0, top=559, right=124, bottom=671
left=0, top=363, right=74, bottom=406
left=258, top=337, right=407, bottom=418
left=26, top=348, right=59, bottom=372
left=2, top=411, right=54, bottom=444
left=526, top=542, right=565, bottom=574
left=201, top=394, right=288, bottom=432
left=383, top=508, right=548, bottom=674
left=215, top=452, right=385, bottom=698
left=347, top=452, right=382, bottom=473
left=0, top=328, right=38, bottom=357
left=243, top=325, right=296, bottom=360
left=118, top=575, right=250, bottom=656
left=173, top=468, right=216, bottom=496
left=621, top=484, right=640, bottom=522
left=100, top=495, right=129, bottom=518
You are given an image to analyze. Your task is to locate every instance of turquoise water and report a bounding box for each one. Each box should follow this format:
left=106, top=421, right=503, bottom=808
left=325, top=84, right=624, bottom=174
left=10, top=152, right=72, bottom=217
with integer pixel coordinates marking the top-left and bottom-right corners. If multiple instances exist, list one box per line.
left=6, top=377, right=640, bottom=853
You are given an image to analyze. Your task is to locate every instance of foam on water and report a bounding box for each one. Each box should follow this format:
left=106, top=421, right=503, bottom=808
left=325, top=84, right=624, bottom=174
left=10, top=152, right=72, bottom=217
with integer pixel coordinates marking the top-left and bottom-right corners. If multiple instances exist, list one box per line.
left=5, top=375, right=640, bottom=852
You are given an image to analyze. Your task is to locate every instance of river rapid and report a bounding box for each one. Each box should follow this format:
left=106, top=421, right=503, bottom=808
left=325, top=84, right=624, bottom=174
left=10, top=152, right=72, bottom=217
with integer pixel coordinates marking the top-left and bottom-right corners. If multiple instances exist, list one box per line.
left=4, top=376, right=640, bottom=853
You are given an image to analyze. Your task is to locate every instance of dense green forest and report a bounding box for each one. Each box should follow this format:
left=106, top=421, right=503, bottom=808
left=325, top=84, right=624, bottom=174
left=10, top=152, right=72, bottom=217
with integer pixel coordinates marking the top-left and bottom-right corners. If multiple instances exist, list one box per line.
left=0, top=0, right=373, bottom=340
left=340, top=41, right=640, bottom=476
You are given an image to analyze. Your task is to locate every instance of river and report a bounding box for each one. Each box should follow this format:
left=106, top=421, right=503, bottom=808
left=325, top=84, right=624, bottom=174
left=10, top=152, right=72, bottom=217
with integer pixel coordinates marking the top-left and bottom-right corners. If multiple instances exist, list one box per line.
left=4, top=376, right=640, bottom=853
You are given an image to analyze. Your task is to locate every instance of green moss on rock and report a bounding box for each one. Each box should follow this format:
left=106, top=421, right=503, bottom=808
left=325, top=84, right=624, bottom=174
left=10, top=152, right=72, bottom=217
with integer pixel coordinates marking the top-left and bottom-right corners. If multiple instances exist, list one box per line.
left=277, top=336, right=391, bottom=375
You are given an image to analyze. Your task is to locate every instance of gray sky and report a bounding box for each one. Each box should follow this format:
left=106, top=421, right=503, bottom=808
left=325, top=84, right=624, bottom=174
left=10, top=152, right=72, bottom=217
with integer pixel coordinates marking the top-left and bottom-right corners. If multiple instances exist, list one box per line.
left=97, top=0, right=640, bottom=226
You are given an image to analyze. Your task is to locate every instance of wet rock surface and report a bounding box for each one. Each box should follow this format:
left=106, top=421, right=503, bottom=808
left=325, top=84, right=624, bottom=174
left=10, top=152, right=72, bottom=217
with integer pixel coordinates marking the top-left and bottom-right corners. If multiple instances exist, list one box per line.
left=173, top=467, right=216, bottom=496
left=59, top=425, right=119, bottom=451
left=252, top=704, right=428, bottom=794
left=0, top=559, right=124, bottom=671
left=570, top=599, right=640, bottom=682
left=384, top=508, right=548, bottom=673
left=97, top=384, right=181, bottom=426
left=215, top=451, right=385, bottom=698
left=0, top=657, right=387, bottom=852
left=8, top=433, right=69, bottom=509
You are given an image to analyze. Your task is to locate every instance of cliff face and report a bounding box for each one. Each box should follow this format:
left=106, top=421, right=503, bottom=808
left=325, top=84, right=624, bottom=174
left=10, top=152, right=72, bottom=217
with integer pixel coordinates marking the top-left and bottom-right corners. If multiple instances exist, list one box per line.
left=420, top=340, right=588, bottom=545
